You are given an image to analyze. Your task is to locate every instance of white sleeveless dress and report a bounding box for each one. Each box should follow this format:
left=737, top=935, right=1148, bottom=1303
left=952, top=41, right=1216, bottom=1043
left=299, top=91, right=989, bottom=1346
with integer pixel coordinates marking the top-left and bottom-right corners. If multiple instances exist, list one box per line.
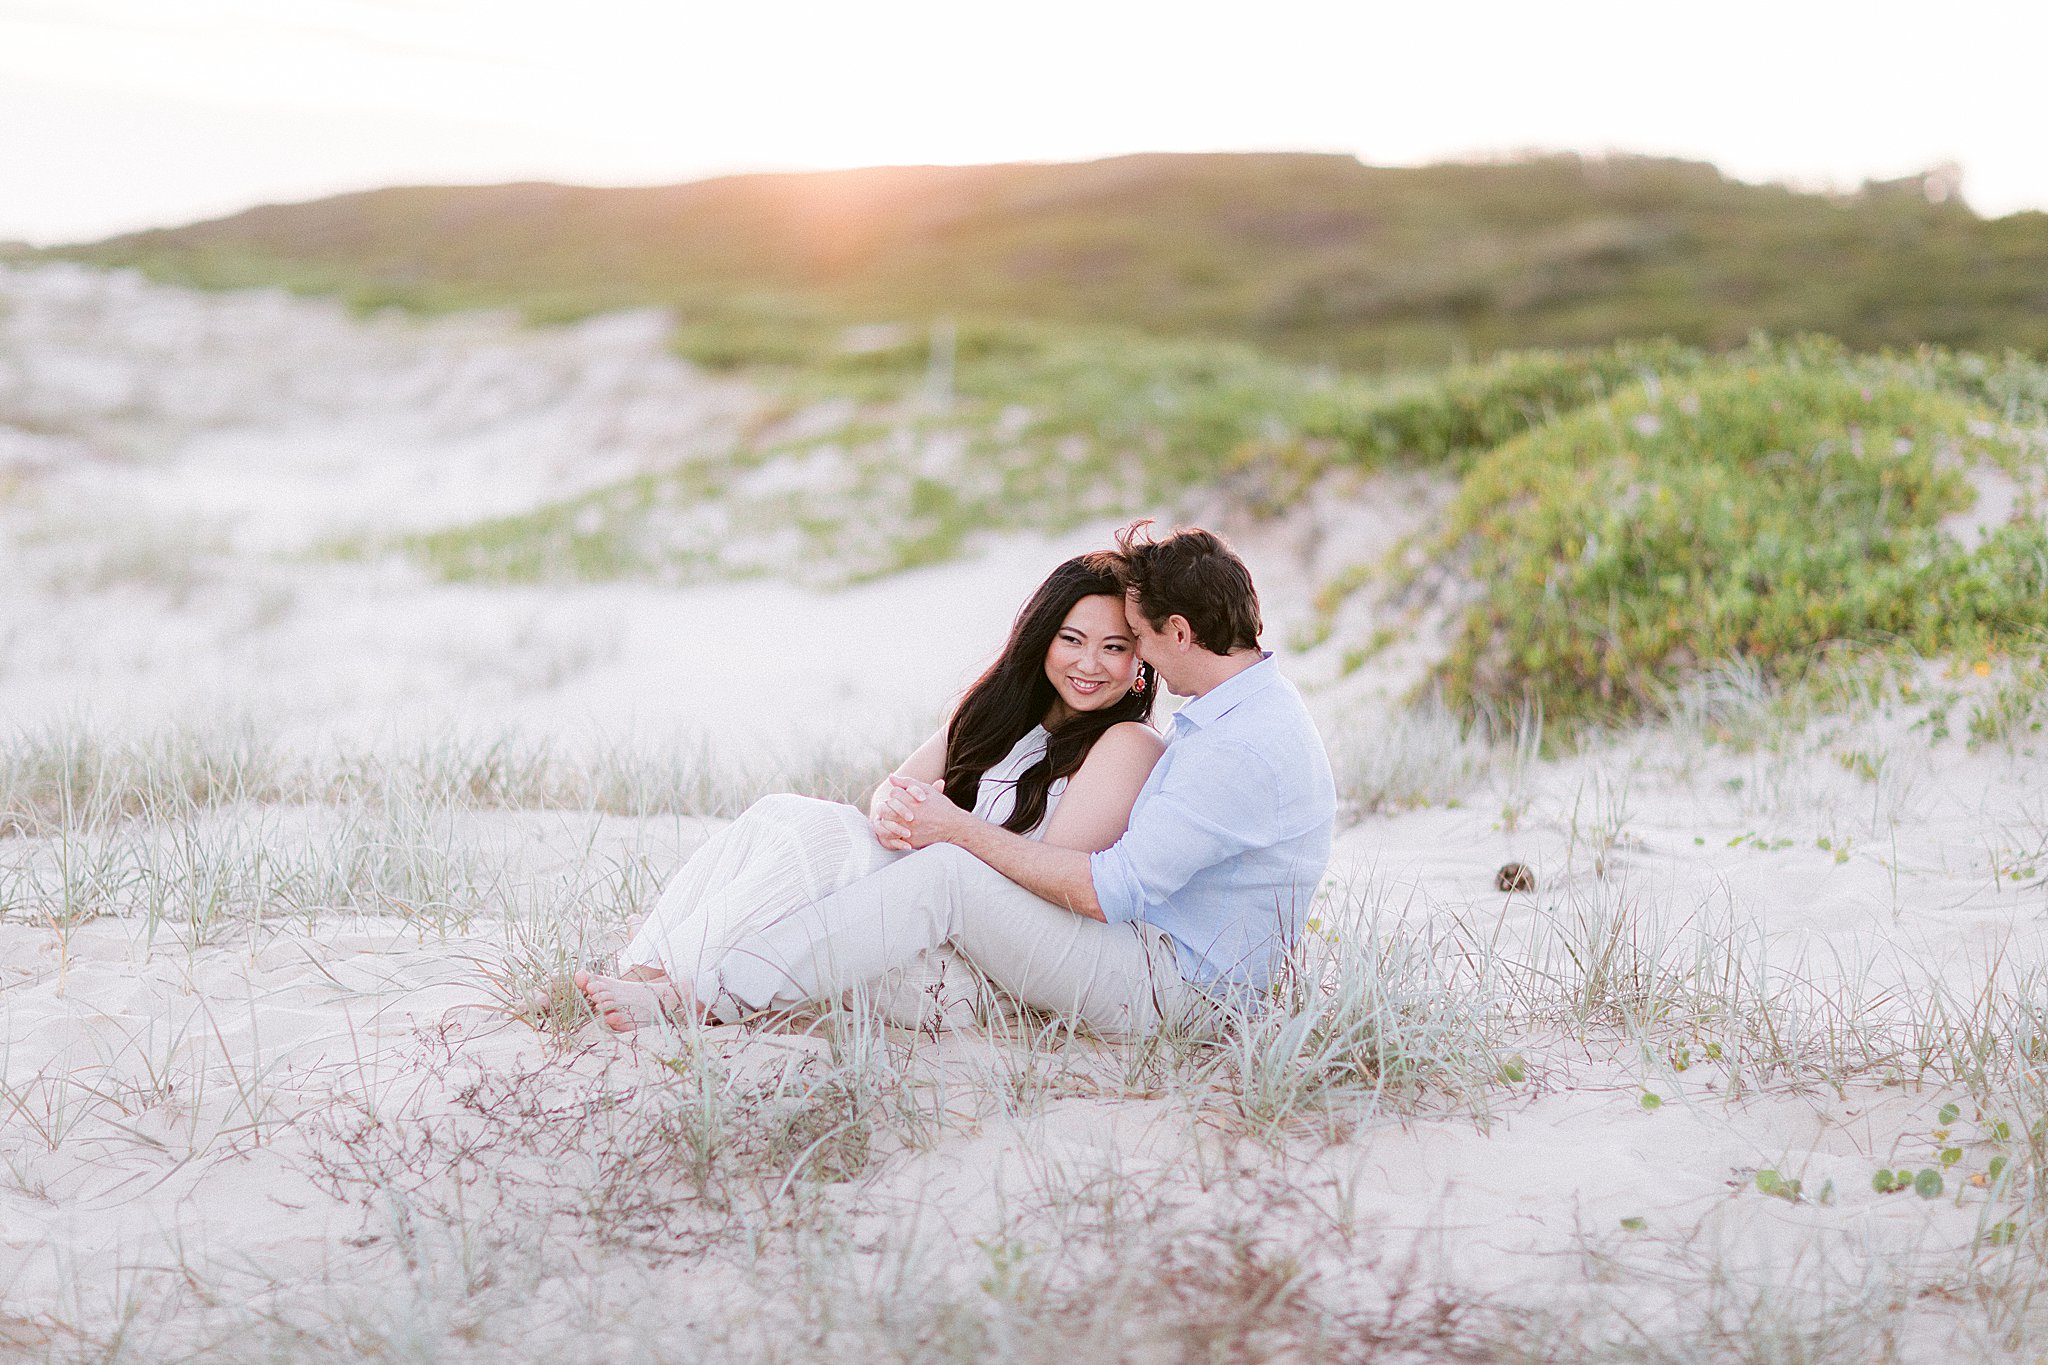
left=619, top=726, right=1067, bottom=1030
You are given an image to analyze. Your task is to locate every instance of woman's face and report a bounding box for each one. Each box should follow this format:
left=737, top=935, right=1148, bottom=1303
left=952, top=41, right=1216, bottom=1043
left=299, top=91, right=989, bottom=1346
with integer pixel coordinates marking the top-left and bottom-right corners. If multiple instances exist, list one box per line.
left=1043, top=593, right=1140, bottom=724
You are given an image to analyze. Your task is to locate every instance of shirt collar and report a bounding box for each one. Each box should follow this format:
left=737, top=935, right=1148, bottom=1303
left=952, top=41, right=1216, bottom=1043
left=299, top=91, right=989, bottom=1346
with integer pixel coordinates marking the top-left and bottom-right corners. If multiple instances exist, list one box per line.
left=1170, top=652, right=1277, bottom=734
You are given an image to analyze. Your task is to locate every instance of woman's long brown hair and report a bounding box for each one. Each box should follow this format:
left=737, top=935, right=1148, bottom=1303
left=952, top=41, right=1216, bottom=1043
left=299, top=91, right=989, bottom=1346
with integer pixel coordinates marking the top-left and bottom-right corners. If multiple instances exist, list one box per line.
left=942, top=554, right=1156, bottom=834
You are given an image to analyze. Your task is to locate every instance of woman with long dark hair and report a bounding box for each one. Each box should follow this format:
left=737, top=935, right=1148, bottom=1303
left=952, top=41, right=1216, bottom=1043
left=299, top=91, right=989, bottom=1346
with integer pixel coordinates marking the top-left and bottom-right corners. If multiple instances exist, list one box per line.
left=585, top=552, right=1165, bottom=1031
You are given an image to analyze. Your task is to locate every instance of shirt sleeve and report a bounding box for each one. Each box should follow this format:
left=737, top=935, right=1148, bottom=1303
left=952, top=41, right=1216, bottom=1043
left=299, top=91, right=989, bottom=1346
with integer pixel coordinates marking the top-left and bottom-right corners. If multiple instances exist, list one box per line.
left=1089, top=737, right=1280, bottom=924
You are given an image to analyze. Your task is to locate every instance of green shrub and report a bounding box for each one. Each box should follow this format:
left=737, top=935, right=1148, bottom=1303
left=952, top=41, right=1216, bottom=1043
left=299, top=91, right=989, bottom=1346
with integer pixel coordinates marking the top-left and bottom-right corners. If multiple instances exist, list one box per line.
left=1433, top=362, right=2044, bottom=722
left=1301, top=339, right=1706, bottom=472
left=1855, top=344, right=2048, bottom=427
left=935, top=330, right=1716, bottom=520
left=951, top=326, right=1331, bottom=498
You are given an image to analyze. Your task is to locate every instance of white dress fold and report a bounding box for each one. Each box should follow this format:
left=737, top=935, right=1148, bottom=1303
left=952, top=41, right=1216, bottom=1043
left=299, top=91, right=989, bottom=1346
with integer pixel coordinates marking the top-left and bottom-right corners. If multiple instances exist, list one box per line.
left=620, top=726, right=1066, bottom=1030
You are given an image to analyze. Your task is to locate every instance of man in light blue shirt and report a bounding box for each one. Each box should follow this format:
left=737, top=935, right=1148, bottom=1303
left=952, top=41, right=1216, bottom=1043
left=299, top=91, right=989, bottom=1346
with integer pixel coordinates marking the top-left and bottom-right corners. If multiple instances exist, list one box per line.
left=674, top=522, right=1337, bottom=1036
left=1088, top=645, right=1336, bottom=993
left=1084, top=522, right=1336, bottom=995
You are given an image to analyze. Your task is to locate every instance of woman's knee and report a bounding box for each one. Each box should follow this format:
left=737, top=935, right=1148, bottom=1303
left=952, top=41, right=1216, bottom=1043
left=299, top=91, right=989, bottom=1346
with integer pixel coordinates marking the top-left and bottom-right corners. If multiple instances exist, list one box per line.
left=739, top=792, right=831, bottom=823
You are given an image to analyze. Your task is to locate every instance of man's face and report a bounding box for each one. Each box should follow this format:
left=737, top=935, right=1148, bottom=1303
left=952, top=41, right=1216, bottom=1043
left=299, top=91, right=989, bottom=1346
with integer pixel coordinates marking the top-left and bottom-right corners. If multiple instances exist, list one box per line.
left=1123, top=590, right=1181, bottom=691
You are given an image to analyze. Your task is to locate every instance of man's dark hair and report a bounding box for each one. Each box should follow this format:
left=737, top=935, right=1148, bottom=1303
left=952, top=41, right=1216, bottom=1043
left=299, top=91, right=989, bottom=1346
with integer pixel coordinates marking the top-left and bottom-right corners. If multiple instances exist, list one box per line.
left=1113, top=520, right=1262, bottom=655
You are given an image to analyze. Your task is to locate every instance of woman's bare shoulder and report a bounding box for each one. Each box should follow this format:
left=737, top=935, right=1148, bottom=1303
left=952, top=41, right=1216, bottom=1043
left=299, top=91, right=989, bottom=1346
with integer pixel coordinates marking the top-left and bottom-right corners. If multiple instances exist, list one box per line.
left=1089, top=721, right=1166, bottom=763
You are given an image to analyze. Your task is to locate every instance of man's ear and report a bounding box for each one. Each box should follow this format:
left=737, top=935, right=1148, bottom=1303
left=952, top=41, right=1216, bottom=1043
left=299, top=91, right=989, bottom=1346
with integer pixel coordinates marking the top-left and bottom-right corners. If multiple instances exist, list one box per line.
left=1167, top=615, right=1195, bottom=648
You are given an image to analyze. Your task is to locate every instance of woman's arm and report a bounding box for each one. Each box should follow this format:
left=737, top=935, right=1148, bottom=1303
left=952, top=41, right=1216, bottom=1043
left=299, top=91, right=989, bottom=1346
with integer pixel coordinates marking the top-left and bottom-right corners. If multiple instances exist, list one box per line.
left=872, top=723, right=1163, bottom=921
left=1035, top=722, right=1166, bottom=854
left=874, top=777, right=1103, bottom=919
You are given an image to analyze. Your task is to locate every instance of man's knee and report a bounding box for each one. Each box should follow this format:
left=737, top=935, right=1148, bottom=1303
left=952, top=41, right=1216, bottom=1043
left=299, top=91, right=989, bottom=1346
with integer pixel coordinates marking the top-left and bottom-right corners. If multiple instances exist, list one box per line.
left=904, top=842, right=984, bottom=885
left=894, top=844, right=1019, bottom=923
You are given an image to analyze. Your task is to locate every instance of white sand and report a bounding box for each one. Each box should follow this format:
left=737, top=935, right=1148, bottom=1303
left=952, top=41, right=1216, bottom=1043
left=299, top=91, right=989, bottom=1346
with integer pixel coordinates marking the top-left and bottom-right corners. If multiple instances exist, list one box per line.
left=1, top=264, right=2043, bottom=1360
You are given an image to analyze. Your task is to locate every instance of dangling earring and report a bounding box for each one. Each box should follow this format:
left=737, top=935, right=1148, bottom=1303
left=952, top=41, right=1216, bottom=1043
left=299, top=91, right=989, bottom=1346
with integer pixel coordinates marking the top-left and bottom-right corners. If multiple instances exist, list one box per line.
left=1132, top=672, right=1148, bottom=695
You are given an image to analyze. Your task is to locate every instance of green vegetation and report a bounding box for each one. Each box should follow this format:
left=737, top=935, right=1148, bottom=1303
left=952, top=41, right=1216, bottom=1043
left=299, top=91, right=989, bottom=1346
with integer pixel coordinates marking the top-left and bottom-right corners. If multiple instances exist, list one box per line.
left=56, top=152, right=2048, bottom=368
left=358, top=323, right=1315, bottom=583
left=366, top=331, right=2048, bottom=731
left=52, top=150, right=2048, bottom=727
left=368, top=329, right=1727, bottom=585
left=1431, top=346, right=2048, bottom=723
left=1967, top=669, right=2048, bottom=751
left=1753, top=1168, right=1802, bottom=1201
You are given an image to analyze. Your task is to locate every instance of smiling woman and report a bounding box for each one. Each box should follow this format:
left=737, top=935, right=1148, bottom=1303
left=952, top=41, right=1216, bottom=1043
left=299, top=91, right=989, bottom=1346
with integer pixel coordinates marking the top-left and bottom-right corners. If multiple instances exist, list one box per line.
left=1045, top=594, right=1142, bottom=722
left=938, top=554, right=1155, bottom=835
left=574, top=551, right=1164, bottom=1033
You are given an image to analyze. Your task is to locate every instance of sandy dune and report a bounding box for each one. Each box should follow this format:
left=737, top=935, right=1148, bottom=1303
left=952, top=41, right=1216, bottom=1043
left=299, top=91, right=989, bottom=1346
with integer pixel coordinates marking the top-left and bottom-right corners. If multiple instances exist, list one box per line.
left=2, top=265, right=2043, bottom=1361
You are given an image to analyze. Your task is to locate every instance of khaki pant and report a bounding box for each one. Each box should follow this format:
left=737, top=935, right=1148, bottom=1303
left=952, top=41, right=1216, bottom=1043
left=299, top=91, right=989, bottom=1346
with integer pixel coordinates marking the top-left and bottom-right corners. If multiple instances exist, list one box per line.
left=704, top=843, right=1189, bottom=1038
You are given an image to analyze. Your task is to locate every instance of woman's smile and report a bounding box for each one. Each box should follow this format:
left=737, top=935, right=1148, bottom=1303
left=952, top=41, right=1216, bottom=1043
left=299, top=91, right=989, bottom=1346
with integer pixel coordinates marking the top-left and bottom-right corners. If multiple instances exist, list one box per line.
left=1042, top=593, right=1139, bottom=725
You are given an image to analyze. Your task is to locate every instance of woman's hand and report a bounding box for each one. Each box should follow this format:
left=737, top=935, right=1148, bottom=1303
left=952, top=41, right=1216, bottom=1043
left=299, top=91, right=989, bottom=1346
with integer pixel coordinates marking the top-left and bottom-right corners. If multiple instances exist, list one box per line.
left=870, top=787, right=904, bottom=849
left=873, top=774, right=977, bottom=850
left=872, top=775, right=946, bottom=850
left=872, top=726, right=950, bottom=850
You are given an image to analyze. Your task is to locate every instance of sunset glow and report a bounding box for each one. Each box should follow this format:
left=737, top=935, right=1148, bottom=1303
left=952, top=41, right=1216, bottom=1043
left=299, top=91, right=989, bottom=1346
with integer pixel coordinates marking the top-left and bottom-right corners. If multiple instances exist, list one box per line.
left=3, top=0, right=2044, bottom=242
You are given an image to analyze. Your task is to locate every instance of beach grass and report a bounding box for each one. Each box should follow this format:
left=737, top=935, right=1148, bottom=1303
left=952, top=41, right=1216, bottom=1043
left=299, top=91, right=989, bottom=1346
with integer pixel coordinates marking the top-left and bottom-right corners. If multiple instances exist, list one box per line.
left=8, top=253, right=2048, bottom=1360
left=4, top=698, right=2047, bottom=1360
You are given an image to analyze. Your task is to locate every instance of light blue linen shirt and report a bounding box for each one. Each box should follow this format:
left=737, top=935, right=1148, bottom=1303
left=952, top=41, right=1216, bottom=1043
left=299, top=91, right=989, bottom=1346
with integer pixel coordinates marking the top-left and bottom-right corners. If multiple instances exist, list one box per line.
left=1089, top=654, right=1336, bottom=993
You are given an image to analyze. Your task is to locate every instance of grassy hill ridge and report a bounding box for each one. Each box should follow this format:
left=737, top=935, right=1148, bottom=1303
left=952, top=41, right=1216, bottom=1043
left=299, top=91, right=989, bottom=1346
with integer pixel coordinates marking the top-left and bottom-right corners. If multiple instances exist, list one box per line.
left=58, top=152, right=2048, bottom=368
left=41, top=152, right=2048, bottom=727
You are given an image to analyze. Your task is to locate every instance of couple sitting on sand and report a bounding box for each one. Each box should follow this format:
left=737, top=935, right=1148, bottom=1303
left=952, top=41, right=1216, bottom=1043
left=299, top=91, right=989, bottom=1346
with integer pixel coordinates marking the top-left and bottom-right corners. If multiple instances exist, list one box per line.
left=575, top=521, right=1336, bottom=1037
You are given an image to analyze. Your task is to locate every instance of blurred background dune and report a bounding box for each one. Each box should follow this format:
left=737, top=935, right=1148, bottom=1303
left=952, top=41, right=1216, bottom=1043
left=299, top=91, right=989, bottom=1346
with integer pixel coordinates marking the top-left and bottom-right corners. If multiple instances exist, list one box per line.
left=59, top=151, right=2048, bottom=367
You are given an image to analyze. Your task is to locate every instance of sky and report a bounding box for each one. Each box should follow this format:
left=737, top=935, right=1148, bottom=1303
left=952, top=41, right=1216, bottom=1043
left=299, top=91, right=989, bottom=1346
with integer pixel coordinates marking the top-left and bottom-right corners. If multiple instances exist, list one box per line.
left=3, top=0, right=2045, bottom=245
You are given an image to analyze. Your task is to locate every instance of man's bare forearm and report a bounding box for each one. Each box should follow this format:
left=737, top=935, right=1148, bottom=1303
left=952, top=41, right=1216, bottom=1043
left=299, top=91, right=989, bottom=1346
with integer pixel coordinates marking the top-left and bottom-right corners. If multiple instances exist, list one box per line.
left=951, top=822, right=1104, bottom=921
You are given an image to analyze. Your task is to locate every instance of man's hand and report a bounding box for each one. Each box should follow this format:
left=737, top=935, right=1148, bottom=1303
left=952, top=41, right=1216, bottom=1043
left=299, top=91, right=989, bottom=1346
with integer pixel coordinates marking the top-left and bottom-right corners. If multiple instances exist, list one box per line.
left=874, top=774, right=977, bottom=850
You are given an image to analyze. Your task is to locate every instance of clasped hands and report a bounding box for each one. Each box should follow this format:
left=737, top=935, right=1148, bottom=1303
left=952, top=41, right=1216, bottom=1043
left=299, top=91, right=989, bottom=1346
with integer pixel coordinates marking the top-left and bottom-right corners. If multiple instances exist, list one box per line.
left=871, top=774, right=976, bottom=852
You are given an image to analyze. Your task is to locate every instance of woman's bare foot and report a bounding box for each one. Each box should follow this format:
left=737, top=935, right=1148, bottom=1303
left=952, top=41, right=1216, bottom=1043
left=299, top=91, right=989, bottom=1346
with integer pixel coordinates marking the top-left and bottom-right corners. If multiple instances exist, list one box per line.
left=574, top=969, right=698, bottom=1032
left=524, top=962, right=669, bottom=1016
